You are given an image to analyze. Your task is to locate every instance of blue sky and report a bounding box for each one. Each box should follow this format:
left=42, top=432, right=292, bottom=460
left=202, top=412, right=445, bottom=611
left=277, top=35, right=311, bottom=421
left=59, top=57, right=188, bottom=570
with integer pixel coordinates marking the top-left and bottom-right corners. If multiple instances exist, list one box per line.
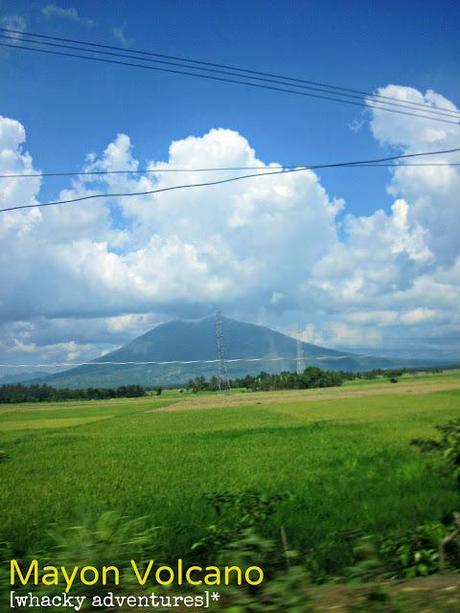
left=0, top=0, right=459, bottom=368
left=1, top=0, right=458, bottom=211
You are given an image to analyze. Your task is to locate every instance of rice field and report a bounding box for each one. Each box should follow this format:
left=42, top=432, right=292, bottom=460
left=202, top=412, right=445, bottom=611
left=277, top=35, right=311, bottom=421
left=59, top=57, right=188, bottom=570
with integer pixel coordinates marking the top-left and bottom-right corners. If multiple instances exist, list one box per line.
left=1, top=371, right=459, bottom=566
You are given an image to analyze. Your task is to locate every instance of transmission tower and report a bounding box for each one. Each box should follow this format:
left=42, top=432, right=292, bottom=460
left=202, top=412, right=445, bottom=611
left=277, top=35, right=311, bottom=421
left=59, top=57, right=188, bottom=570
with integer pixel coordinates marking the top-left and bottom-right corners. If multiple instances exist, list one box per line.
left=215, top=311, right=230, bottom=391
left=296, top=326, right=305, bottom=375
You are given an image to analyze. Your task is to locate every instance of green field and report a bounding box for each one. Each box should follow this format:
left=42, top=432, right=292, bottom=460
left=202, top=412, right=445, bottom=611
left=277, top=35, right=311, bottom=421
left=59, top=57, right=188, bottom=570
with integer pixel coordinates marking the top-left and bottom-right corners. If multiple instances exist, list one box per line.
left=1, top=371, right=459, bottom=573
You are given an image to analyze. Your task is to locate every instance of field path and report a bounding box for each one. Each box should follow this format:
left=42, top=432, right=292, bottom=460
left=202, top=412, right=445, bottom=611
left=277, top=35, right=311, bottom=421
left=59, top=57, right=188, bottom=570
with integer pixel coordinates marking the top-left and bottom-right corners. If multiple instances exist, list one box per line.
left=150, top=379, right=460, bottom=413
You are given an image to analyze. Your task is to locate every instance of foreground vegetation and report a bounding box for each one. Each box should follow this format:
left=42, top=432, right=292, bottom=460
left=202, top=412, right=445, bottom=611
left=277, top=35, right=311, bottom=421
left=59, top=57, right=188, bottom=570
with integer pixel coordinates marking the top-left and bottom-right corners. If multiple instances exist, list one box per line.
left=0, top=371, right=459, bottom=609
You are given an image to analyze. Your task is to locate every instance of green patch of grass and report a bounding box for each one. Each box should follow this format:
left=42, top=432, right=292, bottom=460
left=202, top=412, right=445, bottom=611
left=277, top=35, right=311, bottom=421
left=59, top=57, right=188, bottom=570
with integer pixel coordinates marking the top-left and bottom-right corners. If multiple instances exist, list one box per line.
left=0, top=415, right=112, bottom=432
left=344, top=368, right=460, bottom=388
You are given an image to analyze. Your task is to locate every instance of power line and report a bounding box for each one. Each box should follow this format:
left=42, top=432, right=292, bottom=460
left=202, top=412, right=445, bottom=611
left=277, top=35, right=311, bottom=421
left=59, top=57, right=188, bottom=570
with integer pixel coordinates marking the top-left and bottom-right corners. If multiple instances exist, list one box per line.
left=0, top=345, right=456, bottom=370
left=1, top=27, right=459, bottom=122
left=4, top=39, right=452, bottom=126
left=0, top=354, right=387, bottom=369
left=1, top=33, right=458, bottom=123
left=1, top=146, right=459, bottom=213
left=2, top=39, right=456, bottom=125
left=1, top=162, right=459, bottom=180
left=1, top=35, right=459, bottom=125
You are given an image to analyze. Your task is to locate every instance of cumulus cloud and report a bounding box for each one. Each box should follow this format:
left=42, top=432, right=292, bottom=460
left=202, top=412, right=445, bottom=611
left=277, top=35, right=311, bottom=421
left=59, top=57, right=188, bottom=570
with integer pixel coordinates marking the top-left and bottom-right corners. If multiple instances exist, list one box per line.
left=369, top=85, right=460, bottom=264
left=302, top=85, right=460, bottom=354
left=368, top=85, right=459, bottom=149
left=1, top=85, right=460, bottom=368
left=0, top=126, right=340, bottom=323
left=311, top=198, right=433, bottom=305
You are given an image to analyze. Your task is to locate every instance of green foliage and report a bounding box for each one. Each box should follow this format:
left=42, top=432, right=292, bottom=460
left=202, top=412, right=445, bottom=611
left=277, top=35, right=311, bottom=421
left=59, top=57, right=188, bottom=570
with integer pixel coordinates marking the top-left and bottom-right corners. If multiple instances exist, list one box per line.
left=0, top=541, right=14, bottom=603
left=222, top=562, right=313, bottom=612
left=48, top=510, right=159, bottom=570
left=0, top=383, right=146, bottom=403
left=28, top=512, right=159, bottom=601
left=411, top=418, right=460, bottom=485
left=379, top=523, right=447, bottom=578
left=191, top=490, right=290, bottom=561
left=206, top=490, right=291, bottom=524
left=346, top=519, right=459, bottom=586
left=0, top=512, right=162, bottom=612
left=1, top=379, right=460, bottom=583
left=347, top=537, right=386, bottom=582
left=304, top=528, right=364, bottom=582
left=187, top=366, right=344, bottom=392
left=384, top=370, right=404, bottom=380
left=193, top=491, right=312, bottom=612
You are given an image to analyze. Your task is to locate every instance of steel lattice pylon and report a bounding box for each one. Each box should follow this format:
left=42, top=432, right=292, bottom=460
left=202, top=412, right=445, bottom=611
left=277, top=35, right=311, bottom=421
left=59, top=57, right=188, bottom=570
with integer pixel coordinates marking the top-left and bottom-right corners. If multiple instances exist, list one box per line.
left=296, top=327, right=305, bottom=375
left=215, top=311, right=230, bottom=391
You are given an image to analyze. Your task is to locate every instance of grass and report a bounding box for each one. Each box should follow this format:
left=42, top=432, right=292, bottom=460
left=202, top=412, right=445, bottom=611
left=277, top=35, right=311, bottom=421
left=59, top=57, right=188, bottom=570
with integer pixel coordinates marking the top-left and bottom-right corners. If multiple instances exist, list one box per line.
left=0, top=372, right=459, bottom=569
left=343, top=368, right=460, bottom=387
left=0, top=416, right=112, bottom=431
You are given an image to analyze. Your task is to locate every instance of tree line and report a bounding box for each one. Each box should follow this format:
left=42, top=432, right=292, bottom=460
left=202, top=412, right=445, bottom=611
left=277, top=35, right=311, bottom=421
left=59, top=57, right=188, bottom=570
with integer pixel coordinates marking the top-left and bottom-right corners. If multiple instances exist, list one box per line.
left=187, top=366, right=345, bottom=392
left=0, top=366, right=445, bottom=402
left=185, top=365, right=445, bottom=392
left=0, top=383, right=146, bottom=404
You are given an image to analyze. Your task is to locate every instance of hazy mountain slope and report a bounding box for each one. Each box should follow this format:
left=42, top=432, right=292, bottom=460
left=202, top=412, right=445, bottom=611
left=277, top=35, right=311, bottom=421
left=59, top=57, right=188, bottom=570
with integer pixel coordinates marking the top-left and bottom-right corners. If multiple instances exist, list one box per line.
left=0, top=371, right=52, bottom=385
left=39, top=316, right=427, bottom=388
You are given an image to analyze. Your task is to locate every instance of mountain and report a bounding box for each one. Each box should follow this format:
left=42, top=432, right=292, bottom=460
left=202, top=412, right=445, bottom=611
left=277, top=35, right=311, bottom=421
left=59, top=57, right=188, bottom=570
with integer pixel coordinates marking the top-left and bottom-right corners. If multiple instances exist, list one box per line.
left=36, top=316, right=434, bottom=389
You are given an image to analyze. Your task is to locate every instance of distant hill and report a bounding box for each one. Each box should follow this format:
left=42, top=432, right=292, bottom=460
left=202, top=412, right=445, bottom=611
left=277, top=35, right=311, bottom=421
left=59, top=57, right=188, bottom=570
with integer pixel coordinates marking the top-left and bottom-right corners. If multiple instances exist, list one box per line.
left=35, top=316, right=439, bottom=389
left=0, top=371, right=51, bottom=385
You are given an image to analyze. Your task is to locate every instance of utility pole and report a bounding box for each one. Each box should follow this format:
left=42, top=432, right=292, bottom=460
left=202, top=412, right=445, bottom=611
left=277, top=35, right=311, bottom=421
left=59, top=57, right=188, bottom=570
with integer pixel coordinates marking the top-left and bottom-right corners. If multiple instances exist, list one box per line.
left=215, top=311, right=230, bottom=391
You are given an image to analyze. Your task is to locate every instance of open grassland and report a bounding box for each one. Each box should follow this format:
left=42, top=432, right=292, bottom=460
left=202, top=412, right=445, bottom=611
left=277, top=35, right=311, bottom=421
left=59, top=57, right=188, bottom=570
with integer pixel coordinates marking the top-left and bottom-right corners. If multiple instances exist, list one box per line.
left=0, top=371, right=459, bottom=570
left=158, top=370, right=460, bottom=412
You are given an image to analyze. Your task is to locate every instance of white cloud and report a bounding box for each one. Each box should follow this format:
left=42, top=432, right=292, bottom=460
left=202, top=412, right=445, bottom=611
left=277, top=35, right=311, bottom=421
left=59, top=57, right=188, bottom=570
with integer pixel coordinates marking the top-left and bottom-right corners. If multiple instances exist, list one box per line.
left=370, top=85, right=460, bottom=264
left=344, top=311, right=399, bottom=326
left=111, top=23, right=130, bottom=48
left=327, top=323, right=383, bottom=347
left=0, top=124, right=339, bottom=316
left=41, top=4, right=95, bottom=27
left=303, top=85, right=460, bottom=355
left=1, top=84, right=460, bottom=365
left=399, top=308, right=440, bottom=325
left=368, top=85, right=459, bottom=148
left=310, top=198, right=433, bottom=309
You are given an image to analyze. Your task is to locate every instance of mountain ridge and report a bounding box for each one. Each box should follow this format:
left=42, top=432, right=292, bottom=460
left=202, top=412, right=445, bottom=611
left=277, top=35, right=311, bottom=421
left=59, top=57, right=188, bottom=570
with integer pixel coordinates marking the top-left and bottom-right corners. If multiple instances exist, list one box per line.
left=27, top=315, right=439, bottom=389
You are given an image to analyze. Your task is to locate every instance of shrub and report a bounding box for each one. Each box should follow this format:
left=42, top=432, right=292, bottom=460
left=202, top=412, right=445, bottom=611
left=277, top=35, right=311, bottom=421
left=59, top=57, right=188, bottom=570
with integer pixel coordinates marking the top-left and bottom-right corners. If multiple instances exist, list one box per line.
left=379, top=523, right=448, bottom=578
left=411, top=418, right=460, bottom=486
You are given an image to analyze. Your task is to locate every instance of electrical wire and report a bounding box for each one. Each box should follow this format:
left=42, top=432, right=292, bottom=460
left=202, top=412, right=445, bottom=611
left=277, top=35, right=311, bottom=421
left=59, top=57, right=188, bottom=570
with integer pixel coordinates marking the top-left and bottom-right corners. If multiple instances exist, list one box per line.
left=1, top=162, right=460, bottom=180
left=1, top=37, right=459, bottom=126
left=1, top=146, right=459, bottom=213
left=1, top=32, right=458, bottom=123
left=0, top=354, right=384, bottom=369
left=1, top=27, right=459, bottom=121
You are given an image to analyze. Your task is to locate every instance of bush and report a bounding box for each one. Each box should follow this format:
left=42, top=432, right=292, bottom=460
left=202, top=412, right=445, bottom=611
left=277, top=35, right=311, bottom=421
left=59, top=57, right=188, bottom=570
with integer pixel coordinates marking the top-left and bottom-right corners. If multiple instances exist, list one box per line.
left=379, top=523, right=449, bottom=578
left=411, top=418, right=460, bottom=486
